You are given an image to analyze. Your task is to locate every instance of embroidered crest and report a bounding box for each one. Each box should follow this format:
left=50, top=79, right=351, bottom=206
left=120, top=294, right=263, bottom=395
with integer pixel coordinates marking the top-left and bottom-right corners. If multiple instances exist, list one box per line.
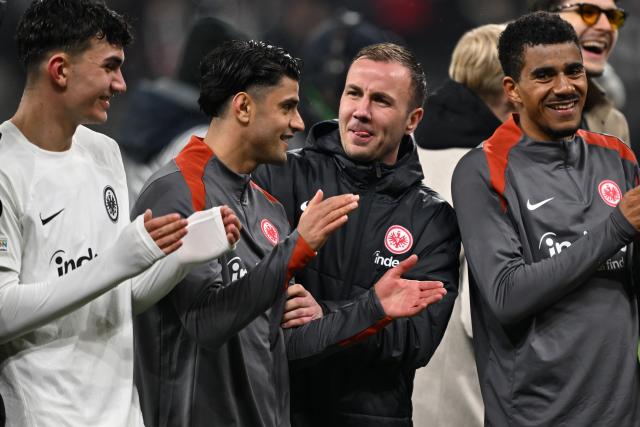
left=260, top=219, right=279, bottom=246
left=598, top=180, right=621, bottom=207
left=103, top=186, right=119, bottom=222
left=384, top=225, right=413, bottom=255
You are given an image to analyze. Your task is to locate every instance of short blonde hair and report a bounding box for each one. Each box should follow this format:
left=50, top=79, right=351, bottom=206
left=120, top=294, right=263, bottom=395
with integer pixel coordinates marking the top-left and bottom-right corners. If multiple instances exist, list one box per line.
left=449, top=24, right=506, bottom=100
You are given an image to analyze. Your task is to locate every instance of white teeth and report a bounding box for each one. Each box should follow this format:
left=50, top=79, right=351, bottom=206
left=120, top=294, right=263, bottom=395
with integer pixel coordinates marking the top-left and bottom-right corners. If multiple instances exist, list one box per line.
left=582, top=40, right=606, bottom=53
left=550, top=102, right=576, bottom=110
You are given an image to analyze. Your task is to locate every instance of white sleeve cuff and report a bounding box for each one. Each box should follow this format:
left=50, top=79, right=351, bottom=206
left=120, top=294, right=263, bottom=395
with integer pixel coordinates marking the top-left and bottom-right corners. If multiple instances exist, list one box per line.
left=132, top=212, right=166, bottom=263
left=174, top=206, right=235, bottom=265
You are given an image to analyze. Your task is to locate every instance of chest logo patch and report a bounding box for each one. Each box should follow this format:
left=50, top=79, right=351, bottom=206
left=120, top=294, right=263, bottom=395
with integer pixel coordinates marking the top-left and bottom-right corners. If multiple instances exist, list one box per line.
left=103, top=186, right=119, bottom=223
left=384, top=225, right=413, bottom=255
left=260, top=219, right=279, bottom=246
left=598, top=180, right=622, bottom=207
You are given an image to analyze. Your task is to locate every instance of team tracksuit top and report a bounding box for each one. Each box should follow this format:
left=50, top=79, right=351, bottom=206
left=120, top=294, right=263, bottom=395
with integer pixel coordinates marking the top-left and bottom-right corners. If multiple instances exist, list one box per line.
left=254, top=121, right=461, bottom=426
left=132, top=136, right=394, bottom=427
left=452, top=115, right=640, bottom=426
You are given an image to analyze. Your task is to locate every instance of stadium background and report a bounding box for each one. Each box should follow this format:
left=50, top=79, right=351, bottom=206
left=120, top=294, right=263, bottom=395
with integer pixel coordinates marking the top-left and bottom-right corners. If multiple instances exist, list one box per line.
left=1, top=0, right=638, bottom=155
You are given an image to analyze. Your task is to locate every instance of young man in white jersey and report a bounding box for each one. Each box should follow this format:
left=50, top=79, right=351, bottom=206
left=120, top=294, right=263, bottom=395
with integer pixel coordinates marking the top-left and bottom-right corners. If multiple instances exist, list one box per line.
left=0, top=0, right=240, bottom=425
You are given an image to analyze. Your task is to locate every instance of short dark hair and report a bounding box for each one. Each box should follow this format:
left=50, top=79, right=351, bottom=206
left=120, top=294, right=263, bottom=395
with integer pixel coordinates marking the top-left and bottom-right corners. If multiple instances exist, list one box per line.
left=352, top=43, right=427, bottom=109
left=198, top=40, right=302, bottom=118
left=498, top=11, right=579, bottom=81
left=528, top=0, right=619, bottom=12
left=16, top=0, right=133, bottom=72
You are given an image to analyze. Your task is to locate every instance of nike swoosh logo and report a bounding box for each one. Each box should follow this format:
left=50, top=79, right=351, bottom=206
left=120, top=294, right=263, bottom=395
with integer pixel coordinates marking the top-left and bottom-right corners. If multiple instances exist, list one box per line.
left=40, top=208, right=64, bottom=226
left=300, top=201, right=309, bottom=212
left=526, top=197, right=554, bottom=211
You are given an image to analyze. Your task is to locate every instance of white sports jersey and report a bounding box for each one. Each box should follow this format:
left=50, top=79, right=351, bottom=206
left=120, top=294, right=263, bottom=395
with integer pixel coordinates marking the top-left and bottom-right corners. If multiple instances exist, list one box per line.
left=0, top=121, right=144, bottom=426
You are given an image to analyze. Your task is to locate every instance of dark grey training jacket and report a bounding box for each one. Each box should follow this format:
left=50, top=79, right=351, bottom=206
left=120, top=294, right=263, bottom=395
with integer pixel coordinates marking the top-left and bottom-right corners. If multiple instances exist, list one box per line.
left=132, top=136, right=389, bottom=427
left=452, top=115, right=640, bottom=426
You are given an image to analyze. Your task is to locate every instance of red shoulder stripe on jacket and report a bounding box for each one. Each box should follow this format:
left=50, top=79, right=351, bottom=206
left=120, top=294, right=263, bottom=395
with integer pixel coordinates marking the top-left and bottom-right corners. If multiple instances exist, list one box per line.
left=250, top=180, right=281, bottom=205
left=175, top=135, right=214, bottom=212
left=578, top=129, right=637, bottom=164
left=483, top=115, right=523, bottom=211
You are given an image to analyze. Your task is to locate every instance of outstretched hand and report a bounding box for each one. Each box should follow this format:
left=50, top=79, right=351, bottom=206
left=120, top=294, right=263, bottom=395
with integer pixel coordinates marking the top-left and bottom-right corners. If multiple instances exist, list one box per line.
left=220, top=205, right=241, bottom=245
left=143, top=209, right=188, bottom=255
left=374, top=255, right=446, bottom=318
left=297, top=190, right=359, bottom=251
left=281, top=283, right=323, bottom=328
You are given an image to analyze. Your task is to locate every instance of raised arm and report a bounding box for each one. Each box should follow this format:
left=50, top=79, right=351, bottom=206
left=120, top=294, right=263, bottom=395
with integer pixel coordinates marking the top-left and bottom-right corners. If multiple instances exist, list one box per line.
left=451, top=151, right=638, bottom=325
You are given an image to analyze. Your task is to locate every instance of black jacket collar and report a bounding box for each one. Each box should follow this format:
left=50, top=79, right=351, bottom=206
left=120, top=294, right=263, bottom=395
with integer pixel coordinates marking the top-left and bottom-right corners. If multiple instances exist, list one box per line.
left=304, top=120, right=424, bottom=196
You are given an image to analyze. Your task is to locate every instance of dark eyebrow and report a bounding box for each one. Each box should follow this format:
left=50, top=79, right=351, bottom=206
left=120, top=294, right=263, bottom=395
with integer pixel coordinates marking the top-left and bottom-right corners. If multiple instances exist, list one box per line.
left=103, top=55, right=124, bottom=67
left=565, top=62, right=584, bottom=72
left=530, top=66, right=555, bottom=77
left=371, top=91, right=394, bottom=104
left=279, top=96, right=299, bottom=108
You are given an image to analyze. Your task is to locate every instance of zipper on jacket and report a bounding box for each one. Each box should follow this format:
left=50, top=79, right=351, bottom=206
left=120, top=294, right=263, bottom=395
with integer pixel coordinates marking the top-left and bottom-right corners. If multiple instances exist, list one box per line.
left=340, top=185, right=375, bottom=299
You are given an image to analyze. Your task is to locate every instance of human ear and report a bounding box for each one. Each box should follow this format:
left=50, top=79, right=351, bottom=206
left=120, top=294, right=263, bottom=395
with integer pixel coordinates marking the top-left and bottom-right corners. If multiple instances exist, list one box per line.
left=47, top=53, right=69, bottom=88
left=231, top=92, right=252, bottom=125
left=503, top=76, right=522, bottom=105
left=405, top=107, right=424, bottom=134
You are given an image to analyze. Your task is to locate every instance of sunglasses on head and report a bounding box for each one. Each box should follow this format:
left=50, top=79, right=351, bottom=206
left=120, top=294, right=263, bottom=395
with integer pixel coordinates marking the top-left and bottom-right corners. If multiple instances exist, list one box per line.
left=552, top=3, right=627, bottom=30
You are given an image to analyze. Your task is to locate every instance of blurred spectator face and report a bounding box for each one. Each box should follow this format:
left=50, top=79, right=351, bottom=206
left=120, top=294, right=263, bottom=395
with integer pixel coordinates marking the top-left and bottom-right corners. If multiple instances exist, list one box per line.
left=338, top=58, right=421, bottom=165
left=555, top=0, right=623, bottom=76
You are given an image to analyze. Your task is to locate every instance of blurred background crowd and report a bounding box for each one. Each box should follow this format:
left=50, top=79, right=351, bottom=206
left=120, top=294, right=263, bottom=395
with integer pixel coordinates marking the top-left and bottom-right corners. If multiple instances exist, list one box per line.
left=1, top=0, right=639, bottom=154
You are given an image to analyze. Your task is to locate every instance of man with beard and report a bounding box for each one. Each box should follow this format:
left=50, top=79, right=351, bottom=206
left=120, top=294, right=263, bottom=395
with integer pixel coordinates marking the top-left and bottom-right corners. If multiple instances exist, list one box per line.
left=452, top=12, right=640, bottom=425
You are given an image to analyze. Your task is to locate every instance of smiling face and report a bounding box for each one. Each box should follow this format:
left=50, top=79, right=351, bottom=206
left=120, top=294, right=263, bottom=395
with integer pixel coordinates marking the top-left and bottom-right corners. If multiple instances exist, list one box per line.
left=505, top=42, right=587, bottom=141
left=64, top=37, right=126, bottom=125
left=338, top=58, right=423, bottom=166
left=557, top=0, right=619, bottom=76
left=248, top=76, right=304, bottom=165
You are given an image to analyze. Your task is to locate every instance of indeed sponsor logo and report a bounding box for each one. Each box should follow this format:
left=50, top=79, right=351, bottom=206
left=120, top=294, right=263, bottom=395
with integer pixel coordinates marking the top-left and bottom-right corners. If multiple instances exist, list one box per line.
left=227, top=256, right=248, bottom=282
left=538, top=230, right=625, bottom=271
left=49, top=247, right=98, bottom=277
left=538, top=232, right=571, bottom=258
left=373, top=250, right=399, bottom=268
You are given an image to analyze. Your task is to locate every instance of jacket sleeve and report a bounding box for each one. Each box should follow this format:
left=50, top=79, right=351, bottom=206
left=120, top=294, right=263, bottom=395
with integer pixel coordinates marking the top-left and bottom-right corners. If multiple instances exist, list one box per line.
left=0, top=172, right=165, bottom=343
left=292, top=202, right=460, bottom=370
left=166, top=231, right=313, bottom=350
left=451, top=150, right=637, bottom=326
left=132, top=171, right=316, bottom=351
left=284, top=287, right=388, bottom=363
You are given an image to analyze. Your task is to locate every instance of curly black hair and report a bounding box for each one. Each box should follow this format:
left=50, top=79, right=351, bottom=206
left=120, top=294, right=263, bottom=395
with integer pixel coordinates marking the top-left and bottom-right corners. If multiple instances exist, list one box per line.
left=498, top=11, right=579, bottom=81
left=16, top=0, right=133, bottom=71
left=198, top=40, right=302, bottom=118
